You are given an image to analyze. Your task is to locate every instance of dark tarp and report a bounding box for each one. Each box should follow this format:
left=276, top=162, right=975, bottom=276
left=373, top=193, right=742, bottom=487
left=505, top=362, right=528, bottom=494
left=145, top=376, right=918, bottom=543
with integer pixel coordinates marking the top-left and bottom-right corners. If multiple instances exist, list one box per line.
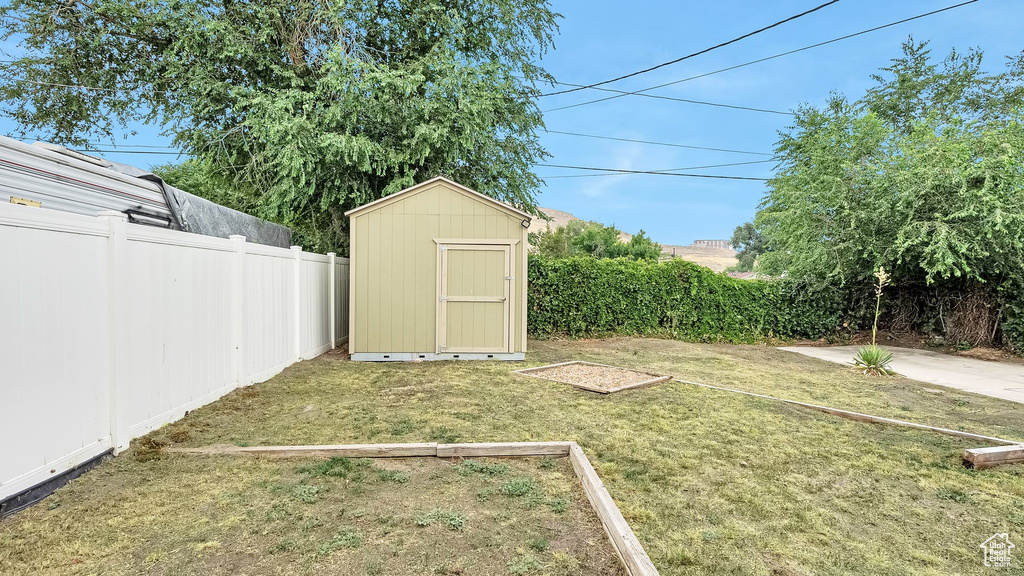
left=107, top=160, right=292, bottom=248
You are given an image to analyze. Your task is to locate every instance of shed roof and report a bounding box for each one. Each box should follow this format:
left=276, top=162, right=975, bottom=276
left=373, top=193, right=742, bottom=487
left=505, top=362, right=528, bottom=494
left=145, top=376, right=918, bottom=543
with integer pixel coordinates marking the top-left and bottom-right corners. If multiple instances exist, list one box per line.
left=344, top=176, right=533, bottom=221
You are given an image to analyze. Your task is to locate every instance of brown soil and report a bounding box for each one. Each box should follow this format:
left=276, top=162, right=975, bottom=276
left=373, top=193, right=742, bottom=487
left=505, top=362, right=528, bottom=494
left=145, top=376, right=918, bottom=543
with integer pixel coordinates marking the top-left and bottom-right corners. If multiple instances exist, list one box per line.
left=522, top=362, right=667, bottom=392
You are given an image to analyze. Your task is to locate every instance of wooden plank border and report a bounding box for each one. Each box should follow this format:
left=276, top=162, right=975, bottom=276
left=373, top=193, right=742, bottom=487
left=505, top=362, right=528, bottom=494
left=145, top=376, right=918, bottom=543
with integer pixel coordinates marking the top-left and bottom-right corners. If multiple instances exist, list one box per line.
left=515, top=361, right=671, bottom=394
left=166, top=443, right=438, bottom=458
left=671, top=378, right=1021, bottom=446
left=167, top=441, right=659, bottom=575
left=963, top=444, right=1024, bottom=469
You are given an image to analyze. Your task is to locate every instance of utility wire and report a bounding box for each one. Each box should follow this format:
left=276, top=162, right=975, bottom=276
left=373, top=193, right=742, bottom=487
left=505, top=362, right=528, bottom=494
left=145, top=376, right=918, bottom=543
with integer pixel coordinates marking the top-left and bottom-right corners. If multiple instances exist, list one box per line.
left=541, top=159, right=774, bottom=179
left=545, top=130, right=773, bottom=156
left=535, top=163, right=769, bottom=181
left=74, top=148, right=183, bottom=155
left=546, top=0, right=980, bottom=112
left=540, top=0, right=841, bottom=97
left=542, top=81, right=791, bottom=115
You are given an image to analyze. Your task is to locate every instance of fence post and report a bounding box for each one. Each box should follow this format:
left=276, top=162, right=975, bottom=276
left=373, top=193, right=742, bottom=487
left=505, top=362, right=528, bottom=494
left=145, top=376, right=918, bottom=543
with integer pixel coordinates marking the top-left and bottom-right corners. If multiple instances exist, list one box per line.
left=292, top=246, right=302, bottom=361
left=231, top=235, right=247, bottom=386
left=99, top=211, right=130, bottom=455
left=328, top=252, right=336, bottom=350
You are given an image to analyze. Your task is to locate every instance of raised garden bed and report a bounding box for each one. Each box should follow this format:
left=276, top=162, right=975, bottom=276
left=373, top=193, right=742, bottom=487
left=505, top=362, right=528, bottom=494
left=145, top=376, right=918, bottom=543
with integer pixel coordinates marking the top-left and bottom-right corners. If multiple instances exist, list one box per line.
left=515, top=361, right=671, bottom=394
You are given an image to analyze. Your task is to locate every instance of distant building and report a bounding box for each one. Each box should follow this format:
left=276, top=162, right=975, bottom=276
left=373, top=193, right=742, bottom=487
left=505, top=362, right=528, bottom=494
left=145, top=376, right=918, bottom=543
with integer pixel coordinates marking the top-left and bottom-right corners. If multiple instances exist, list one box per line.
left=693, top=239, right=731, bottom=249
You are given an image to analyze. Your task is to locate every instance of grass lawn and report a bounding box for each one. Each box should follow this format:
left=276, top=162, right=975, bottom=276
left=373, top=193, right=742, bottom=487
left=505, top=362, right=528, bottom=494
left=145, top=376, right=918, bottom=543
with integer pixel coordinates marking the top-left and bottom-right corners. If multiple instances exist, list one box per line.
left=3, top=337, right=1024, bottom=575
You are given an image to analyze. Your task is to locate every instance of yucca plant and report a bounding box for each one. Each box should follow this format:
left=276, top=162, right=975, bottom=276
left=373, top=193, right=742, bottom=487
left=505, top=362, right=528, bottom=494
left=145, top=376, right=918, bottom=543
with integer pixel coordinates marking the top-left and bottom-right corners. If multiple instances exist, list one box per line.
left=854, top=267, right=896, bottom=376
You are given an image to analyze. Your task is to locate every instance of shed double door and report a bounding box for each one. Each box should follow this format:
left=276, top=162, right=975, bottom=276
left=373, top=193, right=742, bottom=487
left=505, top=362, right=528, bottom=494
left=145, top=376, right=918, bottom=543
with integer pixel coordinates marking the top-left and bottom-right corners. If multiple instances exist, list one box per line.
left=437, top=243, right=513, bottom=354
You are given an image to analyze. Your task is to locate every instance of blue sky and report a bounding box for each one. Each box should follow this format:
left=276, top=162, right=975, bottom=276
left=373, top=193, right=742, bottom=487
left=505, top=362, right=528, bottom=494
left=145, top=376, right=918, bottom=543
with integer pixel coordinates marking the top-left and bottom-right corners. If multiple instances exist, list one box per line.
left=2, top=0, right=1022, bottom=245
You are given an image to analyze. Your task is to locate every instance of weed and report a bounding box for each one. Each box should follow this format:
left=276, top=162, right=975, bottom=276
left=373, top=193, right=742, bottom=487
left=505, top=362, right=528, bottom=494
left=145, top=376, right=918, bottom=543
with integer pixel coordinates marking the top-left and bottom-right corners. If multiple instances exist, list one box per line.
left=299, top=457, right=370, bottom=480
left=538, top=457, right=555, bottom=470
left=365, top=558, right=385, bottom=575
left=476, top=487, right=496, bottom=502
left=455, top=459, right=510, bottom=477
left=430, top=426, right=460, bottom=444
left=318, top=526, right=363, bottom=555
left=550, top=551, right=581, bottom=575
left=547, top=497, right=569, bottom=514
left=415, top=509, right=467, bottom=532
left=376, top=469, right=410, bottom=484
left=507, top=554, right=544, bottom=575
left=499, top=477, right=541, bottom=498
left=528, top=537, right=550, bottom=552
left=265, top=502, right=292, bottom=521
left=291, top=484, right=328, bottom=504
left=390, top=418, right=417, bottom=435
left=936, top=487, right=972, bottom=503
left=270, top=539, right=296, bottom=554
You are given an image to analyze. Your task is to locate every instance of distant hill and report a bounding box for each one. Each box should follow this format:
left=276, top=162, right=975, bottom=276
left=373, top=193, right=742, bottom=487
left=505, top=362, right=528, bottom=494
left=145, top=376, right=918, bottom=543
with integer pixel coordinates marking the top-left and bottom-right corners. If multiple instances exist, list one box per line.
left=529, top=207, right=739, bottom=272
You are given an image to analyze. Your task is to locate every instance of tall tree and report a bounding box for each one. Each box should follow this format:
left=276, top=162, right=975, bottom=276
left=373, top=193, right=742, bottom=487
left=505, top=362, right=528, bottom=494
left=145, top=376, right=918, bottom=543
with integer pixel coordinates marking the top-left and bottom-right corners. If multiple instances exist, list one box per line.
left=756, top=39, right=1024, bottom=344
left=728, top=222, right=764, bottom=272
left=0, top=0, right=560, bottom=252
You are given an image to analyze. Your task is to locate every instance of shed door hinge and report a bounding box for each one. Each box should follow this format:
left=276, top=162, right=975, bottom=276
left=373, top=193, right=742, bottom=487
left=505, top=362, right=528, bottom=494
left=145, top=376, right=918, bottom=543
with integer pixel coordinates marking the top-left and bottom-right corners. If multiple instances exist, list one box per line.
left=505, top=276, right=514, bottom=280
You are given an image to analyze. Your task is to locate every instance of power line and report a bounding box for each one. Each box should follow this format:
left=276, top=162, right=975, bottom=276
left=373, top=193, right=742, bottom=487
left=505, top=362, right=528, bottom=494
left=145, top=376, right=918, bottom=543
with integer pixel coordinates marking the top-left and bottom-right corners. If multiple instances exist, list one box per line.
left=540, top=0, right=841, bottom=97
left=541, top=159, right=774, bottom=179
left=542, top=81, right=791, bottom=115
left=13, top=78, right=167, bottom=94
left=74, top=148, right=183, bottom=155
left=545, top=130, right=772, bottom=156
left=536, top=163, right=769, bottom=181
left=546, top=0, right=980, bottom=112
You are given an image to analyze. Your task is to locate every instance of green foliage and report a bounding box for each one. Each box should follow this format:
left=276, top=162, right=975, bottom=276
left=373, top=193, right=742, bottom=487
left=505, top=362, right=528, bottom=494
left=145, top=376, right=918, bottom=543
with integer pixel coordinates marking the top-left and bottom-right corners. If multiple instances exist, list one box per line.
left=414, top=509, right=466, bottom=532
left=755, top=39, right=1024, bottom=345
left=853, top=345, right=895, bottom=377
left=318, top=526, right=363, bottom=554
left=498, top=477, right=541, bottom=498
left=298, top=457, right=369, bottom=480
left=455, top=459, right=510, bottom=477
left=528, top=256, right=842, bottom=343
left=529, top=220, right=661, bottom=261
left=728, top=222, right=765, bottom=273
left=0, top=0, right=560, bottom=253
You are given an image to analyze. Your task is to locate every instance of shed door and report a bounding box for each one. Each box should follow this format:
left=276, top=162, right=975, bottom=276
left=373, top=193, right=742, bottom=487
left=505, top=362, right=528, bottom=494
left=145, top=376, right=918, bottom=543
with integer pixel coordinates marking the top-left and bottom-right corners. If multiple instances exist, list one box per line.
left=437, top=243, right=512, bottom=354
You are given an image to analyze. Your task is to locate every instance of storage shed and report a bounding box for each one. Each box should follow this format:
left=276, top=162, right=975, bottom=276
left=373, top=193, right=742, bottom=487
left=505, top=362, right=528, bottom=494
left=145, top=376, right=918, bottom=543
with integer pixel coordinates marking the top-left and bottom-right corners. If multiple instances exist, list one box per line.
left=346, top=177, right=531, bottom=361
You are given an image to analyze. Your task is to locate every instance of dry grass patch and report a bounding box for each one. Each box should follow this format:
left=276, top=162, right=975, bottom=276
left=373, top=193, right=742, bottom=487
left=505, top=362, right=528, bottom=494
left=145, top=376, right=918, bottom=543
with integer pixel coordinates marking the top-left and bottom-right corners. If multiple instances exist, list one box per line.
left=0, top=454, right=622, bottom=576
left=4, top=337, right=1024, bottom=575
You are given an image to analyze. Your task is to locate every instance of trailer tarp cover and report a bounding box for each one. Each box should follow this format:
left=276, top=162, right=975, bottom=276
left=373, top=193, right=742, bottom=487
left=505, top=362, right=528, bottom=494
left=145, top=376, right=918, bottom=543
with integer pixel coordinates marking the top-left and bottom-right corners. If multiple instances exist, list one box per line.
left=107, top=161, right=292, bottom=248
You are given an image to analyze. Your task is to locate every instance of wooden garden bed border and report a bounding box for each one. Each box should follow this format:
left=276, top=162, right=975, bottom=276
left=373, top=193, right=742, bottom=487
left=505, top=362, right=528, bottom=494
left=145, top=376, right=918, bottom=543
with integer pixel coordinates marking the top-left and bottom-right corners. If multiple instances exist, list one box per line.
left=169, top=441, right=659, bottom=576
left=514, top=361, right=672, bottom=394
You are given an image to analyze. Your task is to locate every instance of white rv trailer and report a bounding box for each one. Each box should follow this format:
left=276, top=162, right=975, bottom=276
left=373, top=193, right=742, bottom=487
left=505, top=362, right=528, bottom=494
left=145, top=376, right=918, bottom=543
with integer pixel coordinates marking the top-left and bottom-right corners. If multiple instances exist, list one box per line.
left=0, top=136, right=291, bottom=247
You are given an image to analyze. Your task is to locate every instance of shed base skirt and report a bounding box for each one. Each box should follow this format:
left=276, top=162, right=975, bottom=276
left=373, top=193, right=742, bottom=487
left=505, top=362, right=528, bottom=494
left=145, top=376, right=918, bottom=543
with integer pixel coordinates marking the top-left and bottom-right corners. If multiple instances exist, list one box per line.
left=351, top=352, right=525, bottom=362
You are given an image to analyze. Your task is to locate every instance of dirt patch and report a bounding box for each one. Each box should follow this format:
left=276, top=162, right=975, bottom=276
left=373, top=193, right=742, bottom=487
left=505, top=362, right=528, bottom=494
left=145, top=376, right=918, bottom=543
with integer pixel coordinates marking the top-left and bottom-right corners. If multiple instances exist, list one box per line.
left=517, top=361, right=670, bottom=393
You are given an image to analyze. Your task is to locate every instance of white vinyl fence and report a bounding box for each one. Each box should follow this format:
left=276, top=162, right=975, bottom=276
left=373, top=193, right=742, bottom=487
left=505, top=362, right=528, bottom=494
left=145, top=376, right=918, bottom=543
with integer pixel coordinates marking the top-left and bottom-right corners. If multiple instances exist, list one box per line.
left=0, top=202, right=349, bottom=502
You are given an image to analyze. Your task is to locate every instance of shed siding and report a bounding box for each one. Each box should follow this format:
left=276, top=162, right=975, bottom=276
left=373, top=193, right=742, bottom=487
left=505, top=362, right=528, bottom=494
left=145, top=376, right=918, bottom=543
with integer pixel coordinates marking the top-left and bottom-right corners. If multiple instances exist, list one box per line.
left=351, top=181, right=526, bottom=354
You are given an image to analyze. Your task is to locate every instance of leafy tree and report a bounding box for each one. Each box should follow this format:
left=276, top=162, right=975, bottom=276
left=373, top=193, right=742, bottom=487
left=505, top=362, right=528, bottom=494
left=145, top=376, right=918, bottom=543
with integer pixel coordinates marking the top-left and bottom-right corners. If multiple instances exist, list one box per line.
left=529, top=220, right=661, bottom=261
left=528, top=220, right=586, bottom=259
left=0, top=0, right=560, bottom=253
left=756, top=39, right=1024, bottom=344
left=610, top=229, right=662, bottom=261
left=572, top=221, right=622, bottom=258
left=728, top=222, right=765, bottom=272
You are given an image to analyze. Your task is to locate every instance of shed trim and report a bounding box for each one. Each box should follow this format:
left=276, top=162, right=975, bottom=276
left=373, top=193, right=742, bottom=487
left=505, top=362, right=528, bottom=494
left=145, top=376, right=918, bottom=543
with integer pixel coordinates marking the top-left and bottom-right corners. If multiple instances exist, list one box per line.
left=433, top=238, right=520, bottom=246
left=343, top=176, right=534, bottom=221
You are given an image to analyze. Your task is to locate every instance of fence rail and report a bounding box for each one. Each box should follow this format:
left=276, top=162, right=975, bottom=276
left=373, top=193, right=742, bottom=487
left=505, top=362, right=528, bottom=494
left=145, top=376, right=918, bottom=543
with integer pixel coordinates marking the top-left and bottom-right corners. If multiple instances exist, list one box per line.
left=0, top=202, right=349, bottom=503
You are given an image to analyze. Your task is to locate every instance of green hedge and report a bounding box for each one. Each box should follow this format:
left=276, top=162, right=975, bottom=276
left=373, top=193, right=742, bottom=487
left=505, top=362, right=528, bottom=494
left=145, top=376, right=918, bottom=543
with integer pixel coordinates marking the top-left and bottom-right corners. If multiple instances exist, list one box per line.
left=527, top=256, right=842, bottom=343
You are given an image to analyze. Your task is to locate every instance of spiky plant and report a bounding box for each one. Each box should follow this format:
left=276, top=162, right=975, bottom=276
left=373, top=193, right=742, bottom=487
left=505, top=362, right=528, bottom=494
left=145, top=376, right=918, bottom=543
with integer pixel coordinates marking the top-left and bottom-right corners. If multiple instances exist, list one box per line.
left=854, top=267, right=896, bottom=376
